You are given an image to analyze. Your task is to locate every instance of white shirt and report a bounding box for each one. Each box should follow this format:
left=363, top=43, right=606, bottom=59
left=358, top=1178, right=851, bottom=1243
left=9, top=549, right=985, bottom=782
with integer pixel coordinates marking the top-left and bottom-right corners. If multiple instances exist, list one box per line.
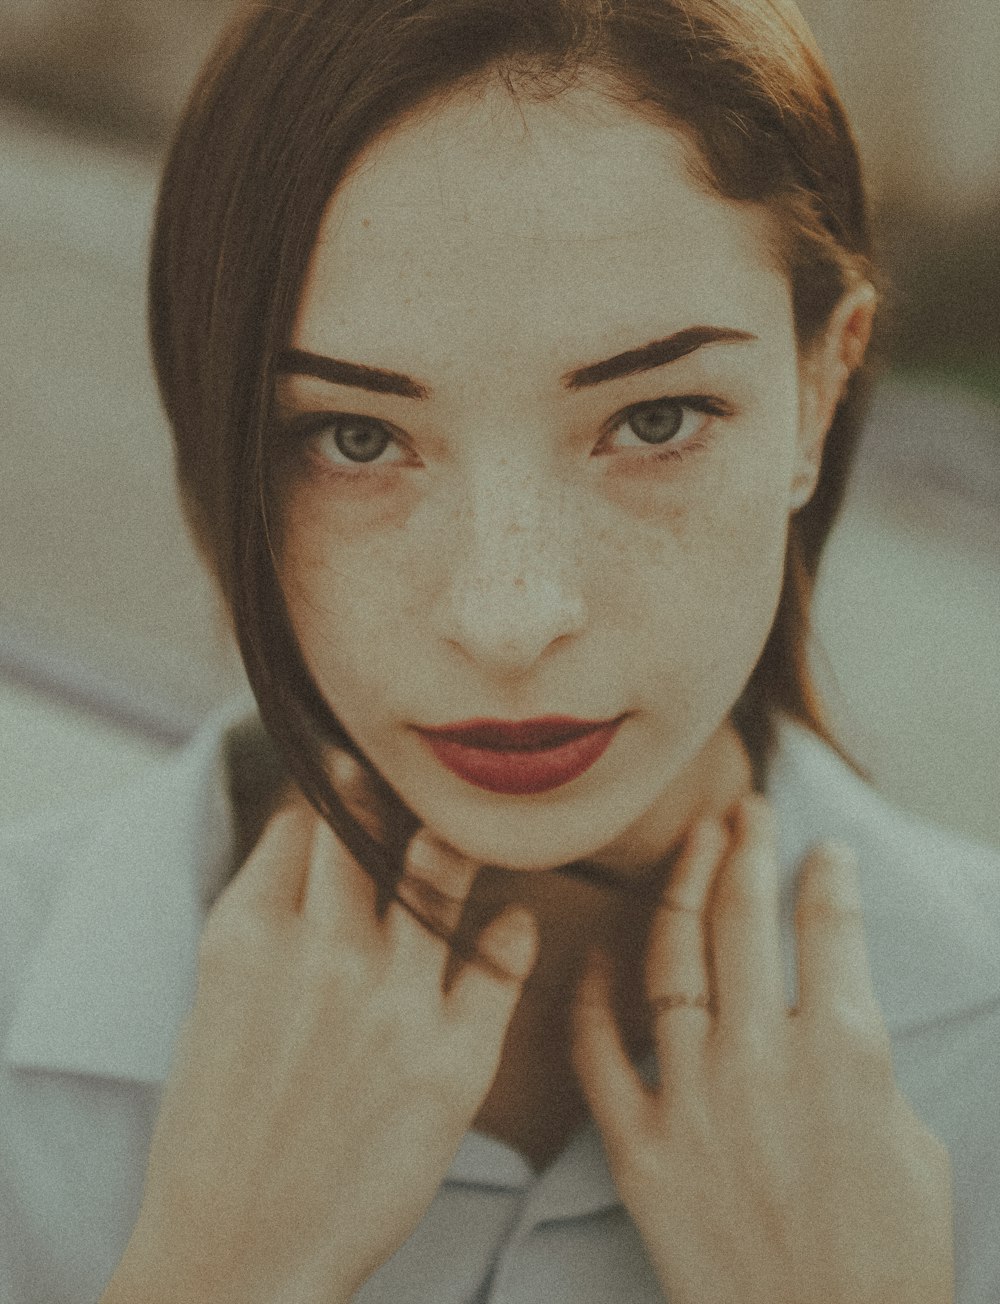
left=2, top=699, right=999, bottom=1303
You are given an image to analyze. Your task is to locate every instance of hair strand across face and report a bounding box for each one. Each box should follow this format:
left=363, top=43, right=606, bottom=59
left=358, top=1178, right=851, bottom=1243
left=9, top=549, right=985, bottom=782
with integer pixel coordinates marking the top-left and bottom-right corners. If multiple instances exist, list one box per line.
left=148, top=0, right=882, bottom=903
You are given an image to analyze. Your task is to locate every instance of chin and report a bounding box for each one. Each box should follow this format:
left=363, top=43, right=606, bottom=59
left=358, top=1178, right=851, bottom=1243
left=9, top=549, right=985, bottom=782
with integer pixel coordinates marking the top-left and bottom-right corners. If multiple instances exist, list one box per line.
left=426, top=818, right=619, bottom=875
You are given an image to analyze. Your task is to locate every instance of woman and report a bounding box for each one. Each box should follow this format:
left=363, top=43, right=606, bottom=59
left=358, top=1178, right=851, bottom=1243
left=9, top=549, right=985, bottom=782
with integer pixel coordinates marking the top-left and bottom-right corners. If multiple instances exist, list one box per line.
left=2, top=1, right=999, bottom=1301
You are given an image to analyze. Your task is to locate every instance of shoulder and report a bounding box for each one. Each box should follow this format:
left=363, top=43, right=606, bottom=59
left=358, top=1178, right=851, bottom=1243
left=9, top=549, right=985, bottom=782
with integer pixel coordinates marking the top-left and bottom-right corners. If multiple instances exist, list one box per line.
left=0, top=698, right=258, bottom=1011
left=0, top=701, right=263, bottom=1300
left=0, top=782, right=152, bottom=998
left=768, top=713, right=1000, bottom=889
left=766, top=718, right=1000, bottom=1298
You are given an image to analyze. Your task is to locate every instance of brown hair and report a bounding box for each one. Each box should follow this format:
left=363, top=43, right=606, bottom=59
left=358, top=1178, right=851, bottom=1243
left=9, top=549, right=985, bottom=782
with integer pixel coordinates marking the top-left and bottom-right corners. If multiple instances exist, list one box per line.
left=149, top=0, right=882, bottom=928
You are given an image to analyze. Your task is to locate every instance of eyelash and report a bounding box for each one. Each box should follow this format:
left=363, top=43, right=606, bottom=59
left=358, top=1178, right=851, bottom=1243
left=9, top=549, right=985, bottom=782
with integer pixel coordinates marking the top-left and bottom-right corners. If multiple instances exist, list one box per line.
left=280, top=394, right=734, bottom=483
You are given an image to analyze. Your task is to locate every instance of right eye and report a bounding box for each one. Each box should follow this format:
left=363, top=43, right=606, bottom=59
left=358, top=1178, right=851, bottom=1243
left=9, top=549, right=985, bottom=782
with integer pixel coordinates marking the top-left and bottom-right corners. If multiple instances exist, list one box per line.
left=289, top=413, right=408, bottom=471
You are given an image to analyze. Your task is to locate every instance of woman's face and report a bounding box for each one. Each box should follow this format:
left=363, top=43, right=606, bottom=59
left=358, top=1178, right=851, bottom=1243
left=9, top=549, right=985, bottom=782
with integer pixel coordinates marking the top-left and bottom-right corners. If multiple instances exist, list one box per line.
left=276, top=82, right=835, bottom=874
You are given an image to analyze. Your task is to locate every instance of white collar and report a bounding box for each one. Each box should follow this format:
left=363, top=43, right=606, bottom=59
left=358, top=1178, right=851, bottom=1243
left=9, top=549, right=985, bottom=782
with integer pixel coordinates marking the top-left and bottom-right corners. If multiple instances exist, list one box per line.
left=3, top=697, right=247, bottom=1083
left=7, top=703, right=999, bottom=1089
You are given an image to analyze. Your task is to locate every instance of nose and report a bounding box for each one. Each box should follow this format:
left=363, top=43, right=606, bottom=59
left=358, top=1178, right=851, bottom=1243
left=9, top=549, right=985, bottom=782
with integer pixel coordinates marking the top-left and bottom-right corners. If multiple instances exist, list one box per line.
left=432, top=469, right=587, bottom=676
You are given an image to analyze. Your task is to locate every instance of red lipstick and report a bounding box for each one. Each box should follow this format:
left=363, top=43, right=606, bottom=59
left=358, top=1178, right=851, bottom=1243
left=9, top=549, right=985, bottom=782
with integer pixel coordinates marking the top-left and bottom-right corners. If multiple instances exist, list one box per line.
left=414, top=715, right=626, bottom=795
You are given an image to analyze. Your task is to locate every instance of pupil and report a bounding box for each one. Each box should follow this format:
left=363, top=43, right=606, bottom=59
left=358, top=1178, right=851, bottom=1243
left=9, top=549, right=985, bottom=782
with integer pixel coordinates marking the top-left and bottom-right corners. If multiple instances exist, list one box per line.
left=631, top=402, right=683, bottom=444
left=338, top=418, right=388, bottom=463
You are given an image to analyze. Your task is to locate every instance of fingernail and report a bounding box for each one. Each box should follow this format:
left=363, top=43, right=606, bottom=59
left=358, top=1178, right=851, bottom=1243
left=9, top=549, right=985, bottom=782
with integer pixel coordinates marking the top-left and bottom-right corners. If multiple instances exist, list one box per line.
left=407, top=828, right=441, bottom=873
left=331, top=751, right=361, bottom=789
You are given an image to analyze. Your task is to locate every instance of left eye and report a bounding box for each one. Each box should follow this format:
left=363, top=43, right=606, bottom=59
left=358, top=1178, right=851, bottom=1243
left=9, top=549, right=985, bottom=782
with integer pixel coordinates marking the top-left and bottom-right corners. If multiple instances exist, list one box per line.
left=282, top=393, right=730, bottom=478
left=606, top=396, right=722, bottom=452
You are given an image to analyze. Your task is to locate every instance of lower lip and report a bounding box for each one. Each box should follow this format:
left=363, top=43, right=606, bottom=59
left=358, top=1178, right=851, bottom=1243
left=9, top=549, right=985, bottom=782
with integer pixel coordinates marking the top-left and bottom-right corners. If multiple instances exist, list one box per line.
left=416, top=720, right=624, bottom=795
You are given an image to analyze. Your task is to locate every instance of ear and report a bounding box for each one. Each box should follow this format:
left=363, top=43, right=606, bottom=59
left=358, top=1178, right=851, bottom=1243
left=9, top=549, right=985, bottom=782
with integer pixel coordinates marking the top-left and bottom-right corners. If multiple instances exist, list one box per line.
left=790, top=280, right=877, bottom=512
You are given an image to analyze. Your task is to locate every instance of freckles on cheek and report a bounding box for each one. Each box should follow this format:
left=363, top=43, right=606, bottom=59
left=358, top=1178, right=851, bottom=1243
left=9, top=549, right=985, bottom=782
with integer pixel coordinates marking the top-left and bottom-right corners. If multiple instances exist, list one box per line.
left=279, top=485, right=418, bottom=642
left=603, top=472, right=697, bottom=531
left=621, top=459, right=788, bottom=643
left=291, top=476, right=416, bottom=541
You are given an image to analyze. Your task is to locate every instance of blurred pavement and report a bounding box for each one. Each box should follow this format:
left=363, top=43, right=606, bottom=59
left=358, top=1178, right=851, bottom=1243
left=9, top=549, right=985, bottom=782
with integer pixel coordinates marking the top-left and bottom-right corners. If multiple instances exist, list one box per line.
left=1, top=103, right=998, bottom=844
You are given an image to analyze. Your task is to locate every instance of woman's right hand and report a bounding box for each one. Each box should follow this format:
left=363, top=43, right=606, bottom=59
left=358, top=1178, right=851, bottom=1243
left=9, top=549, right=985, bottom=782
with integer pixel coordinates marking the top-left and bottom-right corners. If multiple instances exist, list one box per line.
left=116, top=752, right=539, bottom=1304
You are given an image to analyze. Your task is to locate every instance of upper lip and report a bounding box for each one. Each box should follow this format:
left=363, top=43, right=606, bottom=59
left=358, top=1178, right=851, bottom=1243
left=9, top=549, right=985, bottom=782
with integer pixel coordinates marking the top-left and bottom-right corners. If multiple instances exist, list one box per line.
left=415, top=714, right=623, bottom=751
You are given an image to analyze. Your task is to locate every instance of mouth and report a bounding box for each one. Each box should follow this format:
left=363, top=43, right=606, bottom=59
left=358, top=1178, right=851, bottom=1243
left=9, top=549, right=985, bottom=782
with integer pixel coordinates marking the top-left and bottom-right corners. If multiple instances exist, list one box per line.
left=413, top=714, right=627, bottom=795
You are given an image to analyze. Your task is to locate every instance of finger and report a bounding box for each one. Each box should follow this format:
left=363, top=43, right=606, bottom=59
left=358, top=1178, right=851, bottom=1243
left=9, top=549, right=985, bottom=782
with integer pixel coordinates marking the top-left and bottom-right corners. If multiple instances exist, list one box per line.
left=300, top=807, right=381, bottom=944
left=445, top=897, right=539, bottom=1017
left=645, top=815, right=726, bottom=1085
left=794, top=842, right=883, bottom=1024
left=329, top=750, right=387, bottom=844
left=707, top=794, right=787, bottom=1035
left=387, top=828, right=482, bottom=984
left=571, top=948, right=647, bottom=1158
left=212, top=794, right=317, bottom=919
left=297, top=749, right=390, bottom=938
left=445, top=905, right=539, bottom=1047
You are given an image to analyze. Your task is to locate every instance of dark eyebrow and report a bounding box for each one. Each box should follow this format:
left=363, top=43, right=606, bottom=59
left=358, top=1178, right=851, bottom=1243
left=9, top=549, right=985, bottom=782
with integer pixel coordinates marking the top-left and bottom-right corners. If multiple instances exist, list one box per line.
left=275, top=325, right=758, bottom=401
left=275, top=349, right=430, bottom=400
left=561, top=326, right=758, bottom=391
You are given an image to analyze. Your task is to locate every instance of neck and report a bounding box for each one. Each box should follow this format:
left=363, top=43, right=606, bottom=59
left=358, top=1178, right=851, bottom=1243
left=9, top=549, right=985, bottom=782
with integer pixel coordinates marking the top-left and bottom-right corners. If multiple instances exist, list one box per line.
left=457, top=718, right=755, bottom=1006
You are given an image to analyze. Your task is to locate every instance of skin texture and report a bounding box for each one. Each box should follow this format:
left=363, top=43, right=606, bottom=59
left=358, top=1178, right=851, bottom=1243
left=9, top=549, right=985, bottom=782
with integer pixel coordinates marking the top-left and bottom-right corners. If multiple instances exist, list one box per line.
left=274, top=80, right=874, bottom=1158
left=573, top=797, right=954, bottom=1304
left=108, top=77, right=954, bottom=1304
left=277, top=80, right=867, bottom=890
left=113, top=773, right=952, bottom=1304
left=278, top=84, right=802, bottom=886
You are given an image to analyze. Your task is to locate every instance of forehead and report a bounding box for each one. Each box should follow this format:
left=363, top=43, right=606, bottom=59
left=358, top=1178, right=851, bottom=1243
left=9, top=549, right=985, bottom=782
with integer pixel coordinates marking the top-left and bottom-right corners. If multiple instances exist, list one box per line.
left=292, top=82, right=788, bottom=365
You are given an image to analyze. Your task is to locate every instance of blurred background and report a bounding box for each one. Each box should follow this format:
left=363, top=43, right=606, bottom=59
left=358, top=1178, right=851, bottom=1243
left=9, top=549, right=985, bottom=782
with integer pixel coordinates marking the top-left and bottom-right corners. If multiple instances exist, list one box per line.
left=1, top=0, right=998, bottom=846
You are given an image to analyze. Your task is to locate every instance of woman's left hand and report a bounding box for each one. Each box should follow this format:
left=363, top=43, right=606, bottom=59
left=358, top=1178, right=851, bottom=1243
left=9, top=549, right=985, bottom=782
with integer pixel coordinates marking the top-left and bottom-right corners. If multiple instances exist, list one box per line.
left=571, top=793, right=954, bottom=1304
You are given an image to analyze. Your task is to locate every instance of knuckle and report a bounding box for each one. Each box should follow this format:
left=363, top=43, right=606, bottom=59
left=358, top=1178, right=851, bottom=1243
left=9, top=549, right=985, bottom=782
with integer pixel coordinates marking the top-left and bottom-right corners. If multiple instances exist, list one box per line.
left=713, top=1026, right=786, bottom=1094
left=724, top=1019, right=781, bottom=1067
left=806, top=1008, right=895, bottom=1082
left=848, top=1023, right=895, bottom=1077
left=372, top=996, right=412, bottom=1050
left=793, top=895, right=862, bottom=929
left=711, top=861, right=768, bottom=914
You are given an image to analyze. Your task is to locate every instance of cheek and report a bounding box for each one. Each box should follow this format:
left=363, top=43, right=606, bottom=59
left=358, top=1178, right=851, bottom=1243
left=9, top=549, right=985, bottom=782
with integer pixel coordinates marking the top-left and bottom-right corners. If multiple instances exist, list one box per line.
left=277, top=433, right=792, bottom=712
left=606, top=450, right=793, bottom=721
left=613, top=445, right=791, bottom=607
left=276, top=491, right=409, bottom=695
